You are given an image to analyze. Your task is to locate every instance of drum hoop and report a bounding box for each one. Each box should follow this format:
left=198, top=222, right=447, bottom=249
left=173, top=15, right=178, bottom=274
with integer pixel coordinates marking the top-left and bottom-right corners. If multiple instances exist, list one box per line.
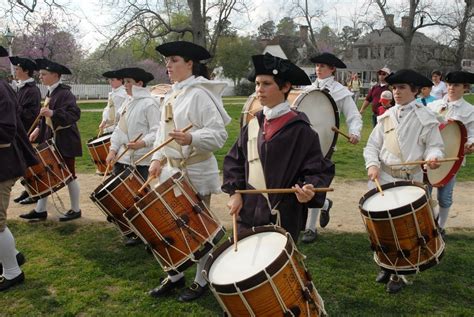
left=359, top=181, right=428, bottom=219
left=92, top=167, right=143, bottom=200
left=427, top=120, right=467, bottom=187
left=87, top=132, right=112, bottom=145
left=293, top=89, right=340, bottom=159
left=203, top=225, right=294, bottom=294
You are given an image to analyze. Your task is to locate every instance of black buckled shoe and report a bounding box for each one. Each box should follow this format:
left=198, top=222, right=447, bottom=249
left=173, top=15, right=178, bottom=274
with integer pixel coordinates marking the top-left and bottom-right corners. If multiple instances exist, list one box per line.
left=301, top=229, right=317, bottom=243
left=178, top=282, right=208, bottom=302
left=0, top=252, right=26, bottom=272
left=319, top=199, right=333, bottom=228
left=0, top=272, right=25, bottom=292
left=124, top=234, right=142, bottom=246
left=19, top=210, right=47, bottom=220
left=375, top=270, right=390, bottom=283
left=59, top=210, right=82, bottom=222
left=386, top=275, right=405, bottom=294
left=19, top=196, right=38, bottom=205
left=149, top=276, right=186, bottom=298
left=14, top=191, right=29, bottom=203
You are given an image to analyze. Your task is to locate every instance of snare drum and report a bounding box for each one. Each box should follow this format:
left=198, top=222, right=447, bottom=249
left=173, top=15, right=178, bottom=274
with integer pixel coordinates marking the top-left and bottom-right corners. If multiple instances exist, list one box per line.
left=240, top=89, right=303, bottom=127
left=359, top=181, right=445, bottom=274
left=426, top=120, right=467, bottom=187
left=150, top=84, right=172, bottom=104
left=21, top=139, right=72, bottom=199
left=203, top=226, right=326, bottom=317
left=87, top=133, right=112, bottom=174
left=124, top=172, right=225, bottom=274
left=90, top=167, right=147, bottom=236
left=292, top=89, right=339, bottom=159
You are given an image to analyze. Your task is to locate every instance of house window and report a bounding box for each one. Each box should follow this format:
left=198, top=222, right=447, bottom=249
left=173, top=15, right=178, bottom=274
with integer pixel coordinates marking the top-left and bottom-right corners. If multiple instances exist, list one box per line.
left=359, top=47, right=368, bottom=59
left=462, top=60, right=472, bottom=67
left=384, top=46, right=394, bottom=58
left=371, top=46, right=380, bottom=59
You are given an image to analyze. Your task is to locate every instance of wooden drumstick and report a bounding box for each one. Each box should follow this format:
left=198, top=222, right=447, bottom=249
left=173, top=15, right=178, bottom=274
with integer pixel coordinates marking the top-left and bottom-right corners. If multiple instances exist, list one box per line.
left=102, top=133, right=143, bottom=182
left=138, top=175, right=155, bottom=194
left=388, top=157, right=459, bottom=167
left=331, top=126, right=351, bottom=141
left=97, top=129, right=103, bottom=138
left=28, top=97, right=51, bottom=136
left=135, top=124, right=193, bottom=165
left=373, top=178, right=384, bottom=196
left=235, top=188, right=333, bottom=194
left=233, top=213, right=238, bottom=252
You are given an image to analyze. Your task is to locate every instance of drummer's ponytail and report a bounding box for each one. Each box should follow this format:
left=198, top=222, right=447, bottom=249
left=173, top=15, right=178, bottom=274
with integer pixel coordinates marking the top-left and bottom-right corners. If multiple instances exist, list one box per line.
left=183, top=56, right=210, bottom=80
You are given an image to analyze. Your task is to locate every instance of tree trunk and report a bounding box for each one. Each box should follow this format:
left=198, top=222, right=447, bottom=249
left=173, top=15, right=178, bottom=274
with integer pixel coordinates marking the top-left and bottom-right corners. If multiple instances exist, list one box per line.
left=188, top=0, right=206, bottom=47
left=454, top=0, right=473, bottom=70
left=402, top=35, right=414, bottom=68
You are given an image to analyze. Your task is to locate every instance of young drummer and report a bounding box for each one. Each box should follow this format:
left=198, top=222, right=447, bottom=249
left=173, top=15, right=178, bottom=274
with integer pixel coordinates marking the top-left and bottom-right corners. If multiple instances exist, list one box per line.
left=427, top=71, right=474, bottom=235
left=148, top=41, right=230, bottom=302
left=8, top=56, right=41, bottom=204
left=363, top=69, right=444, bottom=293
left=20, top=59, right=83, bottom=222
left=222, top=52, right=334, bottom=243
left=301, top=52, right=363, bottom=243
left=0, top=46, right=38, bottom=291
left=99, top=70, right=128, bottom=134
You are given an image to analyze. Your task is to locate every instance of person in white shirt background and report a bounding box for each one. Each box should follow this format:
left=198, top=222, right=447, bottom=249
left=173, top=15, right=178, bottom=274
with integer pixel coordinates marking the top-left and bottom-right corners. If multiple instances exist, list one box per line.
left=363, top=69, right=444, bottom=294
left=430, top=70, right=448, bottom=100
left=301, top=52, right=363, bottom=243
left=99, top=70, right=128, bottom=134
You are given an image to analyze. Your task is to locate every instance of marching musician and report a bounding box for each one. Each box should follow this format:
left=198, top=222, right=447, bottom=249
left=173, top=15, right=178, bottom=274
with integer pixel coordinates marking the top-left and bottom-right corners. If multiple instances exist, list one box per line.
left=222, top=53, right=334, bottom=244
left=148, top=41, right=230, bottom=302
left=427, top=71, right=474, bottom=235
left=363, top=69, right=444, bottom=293
left=99, top=70, right=128, bottom=134
left=7, top=56, right=41, bottom=205
left=19, top=59, right=83, bottom=222
left=301, top=52, right=363, bottom=243
left=0, top=46, right=38, bottom=291
left=105, top=67, right=160, bottom=245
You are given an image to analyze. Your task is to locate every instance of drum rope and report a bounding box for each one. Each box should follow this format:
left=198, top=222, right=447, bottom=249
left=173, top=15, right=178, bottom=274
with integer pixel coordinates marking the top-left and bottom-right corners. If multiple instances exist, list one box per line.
left=207, top=283, right=232, bottom=317
left=50, top=190, right=67, bottom=216
left=263, top=268, right=291, bottom=314
left=93, top=193, right=132, bottom=236
left=234, top=283, right=256, bottom=316
left=100, top=186, right=133, bottom=235
left=410, top=203, right=424, bottom=273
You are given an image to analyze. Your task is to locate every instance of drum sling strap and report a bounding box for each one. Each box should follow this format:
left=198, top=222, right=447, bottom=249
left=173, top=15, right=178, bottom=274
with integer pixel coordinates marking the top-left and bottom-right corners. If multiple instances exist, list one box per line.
left=116, top=101, right=138, bottom=164
left=43, top=96, right=72, bottom=141
left=106, top=95, right=116, bottom=124
left=162, top=89, right=212, bottom=170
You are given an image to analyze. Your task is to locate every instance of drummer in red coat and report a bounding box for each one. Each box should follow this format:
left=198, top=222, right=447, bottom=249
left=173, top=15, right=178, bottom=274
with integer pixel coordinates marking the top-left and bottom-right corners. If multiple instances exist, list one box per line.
left=0, top=46, right=38, bottom=291
left=8, top=56, right=42, bottom=204
left=19, top=59, right=83, bottom=222
left=222, top=53, right=335, bottom=242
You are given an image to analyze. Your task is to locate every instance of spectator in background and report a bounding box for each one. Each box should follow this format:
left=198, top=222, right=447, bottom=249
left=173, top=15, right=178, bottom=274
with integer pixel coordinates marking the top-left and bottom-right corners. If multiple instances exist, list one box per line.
left=377, top=90, right=394, bottom=116
left=416, top=86, right=436, bottom=106
left=360, top=67, right=392, bottom=127
left=430, top=70, right=447, bottom=100
left=348, top=72, right=362, bottom=103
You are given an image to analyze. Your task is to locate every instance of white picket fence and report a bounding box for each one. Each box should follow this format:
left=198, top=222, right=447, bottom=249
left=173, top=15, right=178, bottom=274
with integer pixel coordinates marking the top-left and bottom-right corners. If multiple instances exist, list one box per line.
left=38, top=84, right=111, bottom=99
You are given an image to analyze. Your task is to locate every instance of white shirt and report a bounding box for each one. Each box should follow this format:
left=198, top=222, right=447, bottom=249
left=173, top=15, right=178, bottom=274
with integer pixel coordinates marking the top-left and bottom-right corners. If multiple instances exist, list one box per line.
left=364, top=100, right=444, bottom=185
left=305, top=76, right=363, bottom=138
left=16, top=77, right=34, bottom=89
left=428, top=96, right=474, bottom=146
left=102, top=85, right=128, bottom=132
left=152, top=75, right=229, bottom=195
left=430, top=81, right=448, bottom=100
left=110, top=86, right=160, bottom=166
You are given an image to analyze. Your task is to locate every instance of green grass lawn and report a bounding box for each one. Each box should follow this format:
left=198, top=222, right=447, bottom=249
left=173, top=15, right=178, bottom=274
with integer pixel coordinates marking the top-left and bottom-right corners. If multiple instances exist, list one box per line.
left=1, top=221, right=472, bottom=316
left=77, top=95, right=474, bottom=181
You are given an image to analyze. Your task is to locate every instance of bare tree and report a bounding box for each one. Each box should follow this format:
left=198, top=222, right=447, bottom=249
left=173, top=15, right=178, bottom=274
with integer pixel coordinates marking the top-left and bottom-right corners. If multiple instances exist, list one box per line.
left=450, top=0, right=473, bottom=70
left=290, top=0, right=324, bottom=53
left=2, top=0, right=69, bottom=27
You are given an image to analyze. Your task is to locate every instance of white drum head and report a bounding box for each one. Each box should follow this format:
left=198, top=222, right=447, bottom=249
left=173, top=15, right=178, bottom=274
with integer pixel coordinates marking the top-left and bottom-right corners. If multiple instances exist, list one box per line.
left=208, top=231, right=287, bottom=284
left=293, top=90, right=338, bottom=158
left=363, top=186, right=425, bottom=212
left=90, top=134, right=111, bottom=145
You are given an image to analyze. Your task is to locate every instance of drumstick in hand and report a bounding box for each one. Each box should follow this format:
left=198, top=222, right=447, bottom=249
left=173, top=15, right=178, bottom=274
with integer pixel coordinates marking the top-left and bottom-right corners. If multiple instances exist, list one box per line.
left=235, top=188, right=333, bottom=194
left=138, top=175, right=155, bottom=194
left=102, top=133, right=143, bottom=182
left=373, top=178, right=384, bottom=196
left=331, top=126, right=350, bottom=141
left=388, top=157, right=459, bottom=167
left=233, top=213, right=238, bottom=252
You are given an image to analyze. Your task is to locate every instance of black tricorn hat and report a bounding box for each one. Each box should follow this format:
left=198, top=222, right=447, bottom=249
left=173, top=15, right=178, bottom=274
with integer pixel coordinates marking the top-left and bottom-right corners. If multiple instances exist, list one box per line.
left=309, top=52, right=346, bottom=68
left=35, top=58, right=72, bottom=75
left=9, top=56, right=38, bottom=71
left=445, top=71, right=474, bottom=84
left=385, top=69, right=433, bottom=87
left=247, top=53, right=311, bottom=86
left=102, top=70, right=123, bottom=79
left=116, top=67, right=154, bottom=84
left=0, top=46, right=8, bottom=57
left=155, top=41, right=211, bottom=61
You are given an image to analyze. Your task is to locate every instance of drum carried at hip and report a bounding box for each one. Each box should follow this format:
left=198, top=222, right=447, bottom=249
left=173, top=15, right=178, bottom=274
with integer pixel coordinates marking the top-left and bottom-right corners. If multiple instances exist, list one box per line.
left=87, top=133, right=112, bottom=174
left=359, top=181, right=445, bottom=274
left=203, top=226, right=326, bottom=317
left=21, top=139, right=73, bottom=199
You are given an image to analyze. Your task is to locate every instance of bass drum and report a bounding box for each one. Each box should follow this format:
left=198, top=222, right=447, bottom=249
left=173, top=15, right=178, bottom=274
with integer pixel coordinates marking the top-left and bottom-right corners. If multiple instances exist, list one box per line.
left=240, top=89, right=303, bottom=127
left=292, top=89, right=339, bottom=159
left=426, top=120, right=467, bottom=187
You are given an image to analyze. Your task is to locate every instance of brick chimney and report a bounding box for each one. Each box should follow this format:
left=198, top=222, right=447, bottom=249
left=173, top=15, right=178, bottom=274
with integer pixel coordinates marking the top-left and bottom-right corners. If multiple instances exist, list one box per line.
left=401, top=16, right=411, bottom=29
left=299, top=25, right=309, bottom=42
left=386, top=14, right=394, bottom=27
